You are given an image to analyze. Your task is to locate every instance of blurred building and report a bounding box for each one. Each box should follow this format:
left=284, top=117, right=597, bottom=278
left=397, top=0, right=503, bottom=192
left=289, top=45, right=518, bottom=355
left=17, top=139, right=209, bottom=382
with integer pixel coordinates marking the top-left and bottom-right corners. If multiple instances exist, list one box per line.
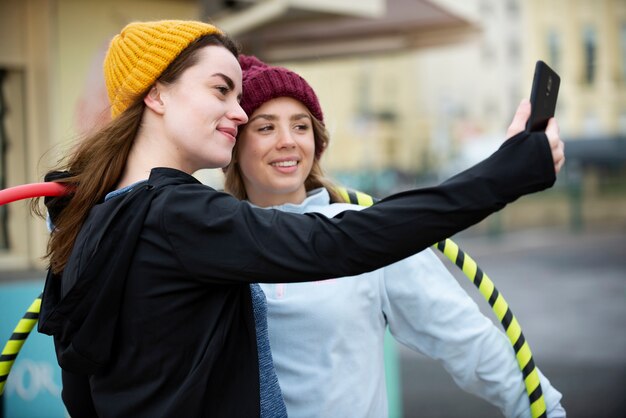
left=0, top=0, right=625, bottom=271
left=224, top=0, right=626, bottom=230
left=519, top=0, right=626, bottom=232
left=252, top=0, right=626, bottom=184
left=523, top=0, right=626, bottom=139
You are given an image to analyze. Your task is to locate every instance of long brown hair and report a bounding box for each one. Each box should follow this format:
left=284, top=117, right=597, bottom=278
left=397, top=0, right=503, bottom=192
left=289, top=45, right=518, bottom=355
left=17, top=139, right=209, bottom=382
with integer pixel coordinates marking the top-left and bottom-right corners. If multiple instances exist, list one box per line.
left=38, top=33, right=239, bottom=274
left=223, top=113, right=342, bottom=203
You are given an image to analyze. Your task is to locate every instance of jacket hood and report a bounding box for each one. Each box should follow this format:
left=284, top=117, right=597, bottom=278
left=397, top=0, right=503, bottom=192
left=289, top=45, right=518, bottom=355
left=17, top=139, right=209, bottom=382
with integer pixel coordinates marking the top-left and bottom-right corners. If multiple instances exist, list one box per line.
left=38, top=168, right=198, bottom=374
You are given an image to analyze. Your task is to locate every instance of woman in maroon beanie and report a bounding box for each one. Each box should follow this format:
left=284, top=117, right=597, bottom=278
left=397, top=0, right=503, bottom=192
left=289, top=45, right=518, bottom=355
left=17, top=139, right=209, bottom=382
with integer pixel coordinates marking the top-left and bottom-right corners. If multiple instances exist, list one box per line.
left=224, top=54, right=566, bottom=418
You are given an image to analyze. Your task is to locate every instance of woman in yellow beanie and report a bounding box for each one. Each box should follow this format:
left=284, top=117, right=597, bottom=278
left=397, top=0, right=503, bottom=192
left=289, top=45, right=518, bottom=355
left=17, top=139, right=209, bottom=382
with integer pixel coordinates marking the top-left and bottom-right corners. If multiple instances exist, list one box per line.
left=36, top=20, right=564, bottom=418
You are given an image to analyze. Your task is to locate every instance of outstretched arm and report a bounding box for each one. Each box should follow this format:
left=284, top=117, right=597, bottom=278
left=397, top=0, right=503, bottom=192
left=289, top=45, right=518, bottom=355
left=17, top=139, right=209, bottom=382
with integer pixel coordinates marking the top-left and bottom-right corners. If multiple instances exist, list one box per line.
left=167, top=103, right=564, bottom=283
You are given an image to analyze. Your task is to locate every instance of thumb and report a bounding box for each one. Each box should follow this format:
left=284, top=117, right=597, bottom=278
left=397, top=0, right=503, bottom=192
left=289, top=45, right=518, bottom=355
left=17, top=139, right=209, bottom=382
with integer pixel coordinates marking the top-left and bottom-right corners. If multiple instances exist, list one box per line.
left=506, top=99, right=531, bottom=138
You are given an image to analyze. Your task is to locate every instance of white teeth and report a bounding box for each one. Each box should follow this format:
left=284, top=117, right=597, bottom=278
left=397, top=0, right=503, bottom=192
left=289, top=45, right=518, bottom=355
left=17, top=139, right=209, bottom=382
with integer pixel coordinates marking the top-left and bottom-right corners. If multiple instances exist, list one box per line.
left=271, top=161, right=297, bottom=167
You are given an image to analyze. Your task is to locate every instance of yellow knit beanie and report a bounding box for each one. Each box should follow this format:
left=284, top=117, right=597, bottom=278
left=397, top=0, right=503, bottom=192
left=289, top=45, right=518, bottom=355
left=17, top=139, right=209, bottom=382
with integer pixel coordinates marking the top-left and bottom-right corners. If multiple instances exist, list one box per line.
left=104, top=20, right=223, bottom=117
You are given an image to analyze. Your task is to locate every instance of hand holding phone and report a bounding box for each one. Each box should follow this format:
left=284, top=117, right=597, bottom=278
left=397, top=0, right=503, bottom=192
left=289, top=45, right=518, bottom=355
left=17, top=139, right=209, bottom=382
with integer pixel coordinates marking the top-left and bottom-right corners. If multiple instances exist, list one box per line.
left=526, top=60, right=560, bottom=132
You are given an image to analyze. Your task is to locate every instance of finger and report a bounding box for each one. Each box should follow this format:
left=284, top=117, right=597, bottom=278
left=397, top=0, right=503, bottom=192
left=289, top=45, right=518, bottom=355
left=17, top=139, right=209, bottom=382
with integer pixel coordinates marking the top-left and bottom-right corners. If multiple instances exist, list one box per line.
left=555, top=156, right=565, bottom=174
left=545, top=117, right=559, bottom=141
left=553, top=139, right=565, bottom=172
left=506, top=99, right=531, bottom=138
left=552, top=139, right=564, bottom=161
left=557, top=138, right=565, bottom=158
left=554, top=150, right=564, bottom=168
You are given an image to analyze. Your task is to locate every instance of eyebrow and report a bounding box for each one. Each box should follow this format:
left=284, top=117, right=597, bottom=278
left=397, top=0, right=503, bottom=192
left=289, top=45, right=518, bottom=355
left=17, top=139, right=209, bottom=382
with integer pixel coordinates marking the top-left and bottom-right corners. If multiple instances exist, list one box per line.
left=248, top=113, right=311, bottom=123
left=212, top=73, right=234, bottom=90
left=291, top=113, right=311, bottom=121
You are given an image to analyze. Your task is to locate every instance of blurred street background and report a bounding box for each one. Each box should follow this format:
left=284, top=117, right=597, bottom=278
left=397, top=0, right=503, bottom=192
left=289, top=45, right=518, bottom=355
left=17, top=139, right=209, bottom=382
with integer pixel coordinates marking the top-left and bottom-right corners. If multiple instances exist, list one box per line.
left=399, top=226, right=626, bottom=417
left=1, top=0, right=625, bottom=417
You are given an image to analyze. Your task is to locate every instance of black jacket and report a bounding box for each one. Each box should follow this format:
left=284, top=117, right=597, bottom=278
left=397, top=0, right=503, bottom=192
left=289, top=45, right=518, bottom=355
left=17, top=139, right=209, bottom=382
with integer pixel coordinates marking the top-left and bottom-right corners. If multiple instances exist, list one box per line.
left=39, top=131, right=555, bottom=417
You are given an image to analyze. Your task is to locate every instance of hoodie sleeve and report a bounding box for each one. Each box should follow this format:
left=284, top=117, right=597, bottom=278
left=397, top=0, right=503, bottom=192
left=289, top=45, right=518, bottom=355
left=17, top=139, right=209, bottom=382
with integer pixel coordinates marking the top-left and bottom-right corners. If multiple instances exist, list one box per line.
left=379, top=248, right=565, bottom=418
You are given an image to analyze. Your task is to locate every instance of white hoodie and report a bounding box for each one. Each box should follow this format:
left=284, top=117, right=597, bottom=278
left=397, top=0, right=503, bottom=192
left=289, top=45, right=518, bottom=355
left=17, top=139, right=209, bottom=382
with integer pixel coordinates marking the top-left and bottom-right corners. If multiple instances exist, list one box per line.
left=259, top=188, right=565, bottom=418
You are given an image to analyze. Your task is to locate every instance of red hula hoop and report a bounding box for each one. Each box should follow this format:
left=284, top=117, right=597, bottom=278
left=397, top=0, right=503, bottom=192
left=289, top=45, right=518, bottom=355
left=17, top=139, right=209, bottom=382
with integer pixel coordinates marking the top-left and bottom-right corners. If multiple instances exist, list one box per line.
left=0, top=183, right=68, bottom=206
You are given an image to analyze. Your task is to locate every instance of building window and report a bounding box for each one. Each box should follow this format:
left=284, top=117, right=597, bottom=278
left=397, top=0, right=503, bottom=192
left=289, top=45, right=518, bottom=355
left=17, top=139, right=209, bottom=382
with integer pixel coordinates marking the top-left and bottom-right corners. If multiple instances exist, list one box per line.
left=508, top=38, right=520, bottom=63
left=479, top=0, right=492, bottom=15
left=506, top=0, right=519, bottom=16
left=547, top=30, right=561, bottom=71
left=583, top=25, right=597, bottom=85
left=482, top=42, right=495, bottom=62
left=620, top=22, right=626, bottom=82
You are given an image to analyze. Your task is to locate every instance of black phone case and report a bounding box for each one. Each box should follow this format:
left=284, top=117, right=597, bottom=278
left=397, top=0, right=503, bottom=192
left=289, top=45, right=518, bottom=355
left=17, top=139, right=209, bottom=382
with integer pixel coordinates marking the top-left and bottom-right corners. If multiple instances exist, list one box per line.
left=526, top=60, right=560, bottom=132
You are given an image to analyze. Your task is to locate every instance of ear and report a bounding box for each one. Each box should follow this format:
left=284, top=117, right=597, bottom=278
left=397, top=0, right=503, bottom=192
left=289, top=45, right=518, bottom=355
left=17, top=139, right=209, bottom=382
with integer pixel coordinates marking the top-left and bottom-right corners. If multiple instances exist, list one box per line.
left=143, top=84, right=165, bottom=114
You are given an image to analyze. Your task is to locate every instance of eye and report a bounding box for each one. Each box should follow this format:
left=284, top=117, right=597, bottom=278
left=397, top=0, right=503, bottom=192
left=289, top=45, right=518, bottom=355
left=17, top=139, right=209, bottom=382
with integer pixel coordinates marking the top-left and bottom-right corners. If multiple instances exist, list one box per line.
left=294, top=123, right=310, bottom=131
left=215, top=85, right=230, bottom=95
left=257, top=124, right=274, bottom=133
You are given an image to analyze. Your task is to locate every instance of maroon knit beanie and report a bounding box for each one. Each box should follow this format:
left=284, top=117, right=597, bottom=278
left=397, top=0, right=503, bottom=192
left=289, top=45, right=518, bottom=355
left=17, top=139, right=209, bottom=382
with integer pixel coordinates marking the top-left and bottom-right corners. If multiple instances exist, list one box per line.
left=239, top=54, right=324, bottom=125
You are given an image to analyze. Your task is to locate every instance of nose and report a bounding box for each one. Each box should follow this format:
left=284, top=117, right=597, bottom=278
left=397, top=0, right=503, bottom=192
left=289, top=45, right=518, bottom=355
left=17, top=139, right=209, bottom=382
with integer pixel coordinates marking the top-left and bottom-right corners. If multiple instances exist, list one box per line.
left=229, top=101, right=249, bottom=126
left=276, top=126, right=296, bottom=149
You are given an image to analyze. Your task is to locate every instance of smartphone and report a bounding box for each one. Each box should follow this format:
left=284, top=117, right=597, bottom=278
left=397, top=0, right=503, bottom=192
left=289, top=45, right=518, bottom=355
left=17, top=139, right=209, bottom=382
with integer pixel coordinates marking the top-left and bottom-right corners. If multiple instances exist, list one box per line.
left=526, top=60, right=560, bottom=132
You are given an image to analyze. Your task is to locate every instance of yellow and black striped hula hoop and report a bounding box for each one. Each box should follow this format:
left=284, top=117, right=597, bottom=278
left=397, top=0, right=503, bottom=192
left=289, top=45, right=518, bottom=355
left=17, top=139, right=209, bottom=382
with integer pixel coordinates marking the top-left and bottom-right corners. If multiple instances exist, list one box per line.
left=337, top=187, right=547, bottom=418
left=0, top=293, right=42, bottom=396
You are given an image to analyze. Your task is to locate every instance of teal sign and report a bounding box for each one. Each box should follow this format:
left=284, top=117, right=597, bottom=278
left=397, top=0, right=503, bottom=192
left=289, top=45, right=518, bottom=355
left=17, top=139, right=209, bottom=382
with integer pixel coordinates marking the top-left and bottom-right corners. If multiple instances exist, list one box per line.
left=0, top=280, right=67, bottom=418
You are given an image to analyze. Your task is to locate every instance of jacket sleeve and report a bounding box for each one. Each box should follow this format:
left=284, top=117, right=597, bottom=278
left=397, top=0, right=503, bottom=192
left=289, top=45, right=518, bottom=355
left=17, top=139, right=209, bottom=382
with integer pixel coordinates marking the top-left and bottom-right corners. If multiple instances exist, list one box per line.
left=379, top=248, right=565, bottom=418
left=162, top=130, right=556, bottom=284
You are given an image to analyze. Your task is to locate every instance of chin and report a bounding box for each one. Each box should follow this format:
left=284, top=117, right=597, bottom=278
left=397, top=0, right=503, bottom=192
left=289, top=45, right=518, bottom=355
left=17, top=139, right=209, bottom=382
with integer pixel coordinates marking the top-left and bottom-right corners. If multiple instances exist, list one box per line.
left=208, top=156, right=233, bottom=170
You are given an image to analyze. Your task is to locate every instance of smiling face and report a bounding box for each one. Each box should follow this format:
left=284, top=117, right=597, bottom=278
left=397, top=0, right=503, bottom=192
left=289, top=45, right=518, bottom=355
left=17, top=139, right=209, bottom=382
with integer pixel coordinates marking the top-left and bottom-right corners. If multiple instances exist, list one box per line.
left=155, top=45, right=248, bottom=173
left=236, top=97, right=316, bottom=207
